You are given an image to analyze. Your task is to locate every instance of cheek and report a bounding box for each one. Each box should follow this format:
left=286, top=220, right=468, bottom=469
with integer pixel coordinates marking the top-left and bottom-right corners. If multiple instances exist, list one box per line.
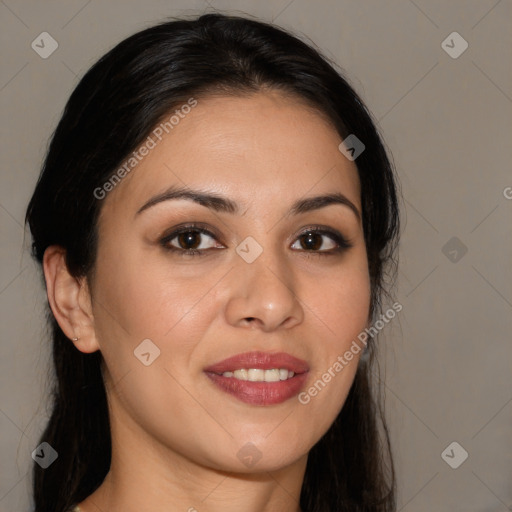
left=308, top=256, right=371, bottom=342
left=309, top=278, right=369, bottom=383
left=94, top=248, right=225, bottom=342
left=90, top=248, right=237, bottom=400
left=296, top=257, right=370, bottom=422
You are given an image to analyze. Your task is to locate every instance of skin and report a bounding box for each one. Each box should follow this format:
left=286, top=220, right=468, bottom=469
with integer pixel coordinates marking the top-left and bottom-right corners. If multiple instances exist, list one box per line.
left=44, top=90, right=371, bottom=512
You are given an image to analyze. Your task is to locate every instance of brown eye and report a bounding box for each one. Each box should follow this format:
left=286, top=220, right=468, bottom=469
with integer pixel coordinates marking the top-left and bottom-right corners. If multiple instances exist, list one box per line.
left=297, top=231, right=335, bottom=251
left=291, top=228, right=351, bottom=254
left=160, top=226, right=224, bottom=256
left=175, top=231, right=202, bottom=250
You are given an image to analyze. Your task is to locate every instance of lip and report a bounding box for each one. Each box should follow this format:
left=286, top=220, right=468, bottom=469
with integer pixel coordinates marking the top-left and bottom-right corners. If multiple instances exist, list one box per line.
left=203, top=351, right=310, bottom=374
left=204, top=351, right=310, bottom=406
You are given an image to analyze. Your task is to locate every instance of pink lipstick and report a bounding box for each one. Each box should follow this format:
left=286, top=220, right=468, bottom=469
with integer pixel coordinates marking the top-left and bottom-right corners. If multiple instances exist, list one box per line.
left=204, top=351, right=309, bottom=406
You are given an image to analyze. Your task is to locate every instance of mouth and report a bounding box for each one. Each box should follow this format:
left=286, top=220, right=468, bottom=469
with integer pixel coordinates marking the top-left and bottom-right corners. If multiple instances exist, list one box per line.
left=203, top=351, right=309, bottom=406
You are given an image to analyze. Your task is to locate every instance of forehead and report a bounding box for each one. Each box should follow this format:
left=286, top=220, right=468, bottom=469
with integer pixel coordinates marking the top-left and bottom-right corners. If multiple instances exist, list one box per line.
left=100, top=91, right=361, bottom=220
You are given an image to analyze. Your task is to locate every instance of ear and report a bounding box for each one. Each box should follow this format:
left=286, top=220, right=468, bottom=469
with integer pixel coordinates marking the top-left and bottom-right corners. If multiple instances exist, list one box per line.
left=43, top=245, right=100, bottom=353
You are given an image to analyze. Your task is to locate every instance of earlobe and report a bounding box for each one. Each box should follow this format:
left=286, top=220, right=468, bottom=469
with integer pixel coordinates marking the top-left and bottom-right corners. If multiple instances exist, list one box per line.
left=42, top=246, right=100, bottom=354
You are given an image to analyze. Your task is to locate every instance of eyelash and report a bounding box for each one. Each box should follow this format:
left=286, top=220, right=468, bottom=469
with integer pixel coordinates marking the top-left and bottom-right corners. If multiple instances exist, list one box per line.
left=159, top=223, right=353, bottom=258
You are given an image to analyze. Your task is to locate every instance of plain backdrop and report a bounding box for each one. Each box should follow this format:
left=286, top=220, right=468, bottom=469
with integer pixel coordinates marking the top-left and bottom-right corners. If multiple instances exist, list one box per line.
left=1, top=1, right=511, bottom=511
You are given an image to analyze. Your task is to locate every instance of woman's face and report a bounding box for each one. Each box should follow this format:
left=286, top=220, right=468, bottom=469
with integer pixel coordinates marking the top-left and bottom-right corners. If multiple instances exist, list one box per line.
left=88, top=90, right=370, bottom=473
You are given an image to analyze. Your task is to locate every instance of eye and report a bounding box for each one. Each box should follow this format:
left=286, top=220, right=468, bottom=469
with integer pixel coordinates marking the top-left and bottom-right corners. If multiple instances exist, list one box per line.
left=160, top=225, right=224, bottom=256
left=290, top=227, right=352, bottom=255
left=159, top=224, right=352, bottom=258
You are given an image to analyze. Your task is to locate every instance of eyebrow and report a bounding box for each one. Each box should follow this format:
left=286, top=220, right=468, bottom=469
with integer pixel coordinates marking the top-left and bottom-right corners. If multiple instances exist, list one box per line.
left=135, top=185, right=361, bottom=222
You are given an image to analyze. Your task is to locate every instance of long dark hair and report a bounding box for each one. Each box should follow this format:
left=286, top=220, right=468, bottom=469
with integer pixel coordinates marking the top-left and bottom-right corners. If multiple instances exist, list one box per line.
left=26, top=13, right=401, bottom=512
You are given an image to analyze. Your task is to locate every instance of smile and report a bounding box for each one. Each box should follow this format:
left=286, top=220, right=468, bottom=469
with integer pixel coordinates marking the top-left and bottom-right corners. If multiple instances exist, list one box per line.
left=204, top=351, right=309, bottom=405
left=219, top=368, right=295, bottom=382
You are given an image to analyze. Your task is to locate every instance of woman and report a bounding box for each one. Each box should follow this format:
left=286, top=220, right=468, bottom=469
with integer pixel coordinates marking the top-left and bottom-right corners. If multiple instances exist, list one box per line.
left=26, top=12, right=401, bottom=512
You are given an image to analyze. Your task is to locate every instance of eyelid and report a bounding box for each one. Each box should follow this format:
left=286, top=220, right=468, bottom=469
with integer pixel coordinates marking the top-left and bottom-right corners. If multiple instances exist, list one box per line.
left=160, top=222, right=225, bottom=243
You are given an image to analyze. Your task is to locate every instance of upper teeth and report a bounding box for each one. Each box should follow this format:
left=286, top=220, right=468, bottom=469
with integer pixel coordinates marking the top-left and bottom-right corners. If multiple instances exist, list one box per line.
left=221, top=368, right=295, bottom=382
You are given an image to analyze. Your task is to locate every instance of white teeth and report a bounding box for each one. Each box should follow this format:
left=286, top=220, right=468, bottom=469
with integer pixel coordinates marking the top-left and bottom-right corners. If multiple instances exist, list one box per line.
left=233, top=369, right=248, bottom=380
left=221, top=368, right=296, bottom=382
left=263, top=369, right=281, bottom=382
left=248, top=369, right=264, bottom=382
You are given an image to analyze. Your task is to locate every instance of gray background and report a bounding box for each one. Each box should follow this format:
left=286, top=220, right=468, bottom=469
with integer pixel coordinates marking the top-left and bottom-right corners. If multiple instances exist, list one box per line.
left=1, top=1, right=511, bottom=511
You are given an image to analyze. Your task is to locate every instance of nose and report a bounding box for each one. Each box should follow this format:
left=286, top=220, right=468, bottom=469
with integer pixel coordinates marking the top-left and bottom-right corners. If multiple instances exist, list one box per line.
left=224, top=249, right=305, bottom=332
